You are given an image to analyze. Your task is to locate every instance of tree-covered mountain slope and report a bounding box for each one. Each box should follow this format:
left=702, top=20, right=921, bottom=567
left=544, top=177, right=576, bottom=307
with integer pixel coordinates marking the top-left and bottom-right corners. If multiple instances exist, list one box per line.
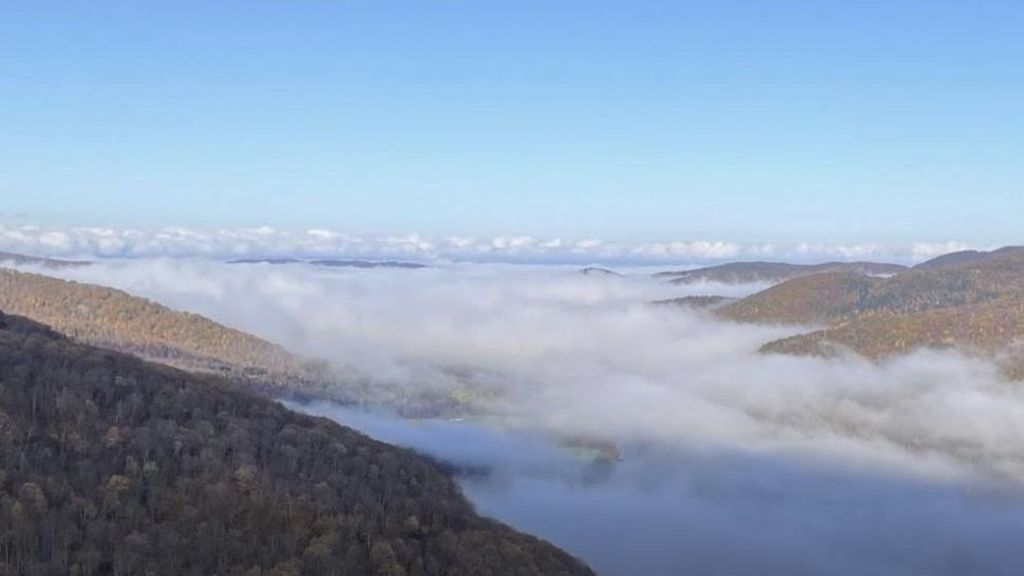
left=0, top=268, right=516, bottom=417
left=912, top=246, right=1022, bottom=270
left=713, top=246, right=1024, bottom=377
left=760, top=295, right=1024, bottom=379
left=0, top=310, right=595, bottom=576
left=717, top=272, right=881, bottom=325
left=718, top=246, right=1024, bottom=326
left=0, top=267, right=337, bottom=400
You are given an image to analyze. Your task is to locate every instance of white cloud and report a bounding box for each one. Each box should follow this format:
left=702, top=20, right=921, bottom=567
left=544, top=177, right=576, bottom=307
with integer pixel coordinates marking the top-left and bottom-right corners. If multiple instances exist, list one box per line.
left=41, top=258, right=1024, bottom=485
left=911, top=240, right=975, bottom=261
left=29, top=258, right=1024, bottom=576
left=0, top=223, right=993, bottom=265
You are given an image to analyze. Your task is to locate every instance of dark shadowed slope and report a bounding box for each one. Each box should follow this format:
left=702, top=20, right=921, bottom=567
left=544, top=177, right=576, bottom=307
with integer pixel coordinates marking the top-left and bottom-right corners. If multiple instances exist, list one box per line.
left=0, top=311, right=595, bottom=576
left=655, top=261, right=905, bottom=285
left=0, top=268, right=336, bottom=399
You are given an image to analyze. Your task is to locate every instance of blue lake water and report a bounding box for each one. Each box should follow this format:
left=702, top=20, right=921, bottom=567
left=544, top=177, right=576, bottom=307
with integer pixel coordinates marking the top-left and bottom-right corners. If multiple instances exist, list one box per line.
left=292, top=400, right=1024, bottom=576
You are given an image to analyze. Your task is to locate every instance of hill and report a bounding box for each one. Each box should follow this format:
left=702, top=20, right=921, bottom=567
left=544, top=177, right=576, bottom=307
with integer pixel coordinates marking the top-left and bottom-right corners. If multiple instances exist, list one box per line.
left=716, top=246, right=1024, bottom=376
left=0, top=268, right=504, bottom=417
left=719, top=246, right=1024, bottom=326
left=0, top=268, right=336, bottom=399
left=0, top=310, right=594, bottom=576
left=717, top=272, right=882, bottom=325
left=912, top=246, right=1022, bottom=270
left=761, top=295, right=1024, bottom=379
left=654, top=260, right=905, bottom=285
left=0, top=251, right=90, bottom=268
left=579, top=267, right=622, bottom=277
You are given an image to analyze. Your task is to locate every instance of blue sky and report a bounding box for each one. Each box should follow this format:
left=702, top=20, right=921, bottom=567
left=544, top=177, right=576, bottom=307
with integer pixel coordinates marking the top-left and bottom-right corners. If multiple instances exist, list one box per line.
left=1, top=1, right=1021, bottom=244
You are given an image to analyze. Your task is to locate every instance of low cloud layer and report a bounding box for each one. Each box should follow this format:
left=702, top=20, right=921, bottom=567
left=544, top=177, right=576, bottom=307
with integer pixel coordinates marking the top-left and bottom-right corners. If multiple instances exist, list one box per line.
left=0, top=222, right=980, bottom=264
left=44, top=259, right=1024, bottom=483
left=30, top=259, right=1024, bottom=575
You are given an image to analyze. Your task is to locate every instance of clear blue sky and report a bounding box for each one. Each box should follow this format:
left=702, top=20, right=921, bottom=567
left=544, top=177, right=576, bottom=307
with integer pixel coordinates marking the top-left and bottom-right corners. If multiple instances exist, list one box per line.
left=2, top=1, right=1021, bottom=243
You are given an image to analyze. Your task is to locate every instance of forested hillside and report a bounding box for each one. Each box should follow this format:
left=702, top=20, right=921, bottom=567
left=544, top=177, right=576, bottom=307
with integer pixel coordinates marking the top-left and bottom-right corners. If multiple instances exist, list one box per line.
left=0, top=268, right=503, bottom=417
left=719, top=246, right=1024, bottom=326
left=714, top=247, right=1024, bottom=376
left=0, top=268, right=337, bottom=399
left=760, top=295, right=1024, bottom=378
left=717, top=272, right=880, bottom=325
left=0, top=311, right=594, bottom=576
left=911, top=246, right=1021, bottom=270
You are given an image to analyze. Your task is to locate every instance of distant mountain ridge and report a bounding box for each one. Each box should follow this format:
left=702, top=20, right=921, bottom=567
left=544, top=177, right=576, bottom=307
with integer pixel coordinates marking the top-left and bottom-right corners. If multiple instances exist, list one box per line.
left=579, top=266, right=622, bottom=277
left=720, top=246, right=1024, bottom=325
left=311, top=259, right=428, bottom=269
left=227, top=257, right=303, bottom=265
left=711, top=246, right=1024, bottom=378
left=911, top=246, right=1022, bottom=270
left=229, top=258, right=428, bottom=269
left=0, top=250, right=90, bottom=268
left=655, top=260, right=906, bottom=285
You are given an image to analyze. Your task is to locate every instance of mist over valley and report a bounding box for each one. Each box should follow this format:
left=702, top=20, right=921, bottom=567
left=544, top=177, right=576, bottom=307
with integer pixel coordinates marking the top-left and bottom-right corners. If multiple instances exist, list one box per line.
left=9, top=256, right=1023, bottom=575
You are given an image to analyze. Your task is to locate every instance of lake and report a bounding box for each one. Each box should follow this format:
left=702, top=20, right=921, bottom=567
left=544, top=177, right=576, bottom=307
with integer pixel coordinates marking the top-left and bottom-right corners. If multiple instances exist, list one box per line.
left=292, top=400, right=1024, bottom=576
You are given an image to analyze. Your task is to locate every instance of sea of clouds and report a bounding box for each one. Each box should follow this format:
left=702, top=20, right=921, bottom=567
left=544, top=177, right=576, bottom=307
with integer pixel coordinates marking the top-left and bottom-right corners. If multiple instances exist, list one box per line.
left=39, top=258, right=1024, bottom=483
left=23, top=257, right=1024, bottom=576
left=0, top=222, right=981, bottom=264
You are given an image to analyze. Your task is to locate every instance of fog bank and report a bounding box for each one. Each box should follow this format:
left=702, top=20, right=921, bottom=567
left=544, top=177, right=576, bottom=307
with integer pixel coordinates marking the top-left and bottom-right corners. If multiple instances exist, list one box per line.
left=46, top=259, right=1024, bottom=484
left=30, top=258, right=1024, bottom=575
